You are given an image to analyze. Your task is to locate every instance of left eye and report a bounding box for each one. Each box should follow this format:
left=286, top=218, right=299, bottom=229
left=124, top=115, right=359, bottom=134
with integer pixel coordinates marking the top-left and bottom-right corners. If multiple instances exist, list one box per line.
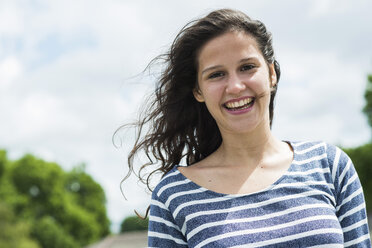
left=241, top=65, right=255, bottom=71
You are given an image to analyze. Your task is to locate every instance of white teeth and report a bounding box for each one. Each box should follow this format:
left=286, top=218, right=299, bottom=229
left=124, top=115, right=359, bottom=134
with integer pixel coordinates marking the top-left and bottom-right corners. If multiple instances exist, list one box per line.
left=225, top=98, right=253, bottom=109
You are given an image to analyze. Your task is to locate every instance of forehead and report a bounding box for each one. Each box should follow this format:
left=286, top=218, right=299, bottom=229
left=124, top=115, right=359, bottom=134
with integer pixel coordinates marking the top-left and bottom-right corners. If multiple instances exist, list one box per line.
left=197, top=31, right=263, bottom=69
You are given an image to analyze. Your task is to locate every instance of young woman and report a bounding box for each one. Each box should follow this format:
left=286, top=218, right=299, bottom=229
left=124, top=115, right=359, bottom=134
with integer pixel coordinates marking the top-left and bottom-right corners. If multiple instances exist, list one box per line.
left=126, top=9, right=371, bottom=247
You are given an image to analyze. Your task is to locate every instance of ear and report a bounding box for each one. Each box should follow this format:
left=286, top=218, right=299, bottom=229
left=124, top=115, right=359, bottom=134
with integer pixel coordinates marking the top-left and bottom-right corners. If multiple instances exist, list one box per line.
left=193, top=87, right=205, bottom=102
left=269, top=63, right=277, bottom=88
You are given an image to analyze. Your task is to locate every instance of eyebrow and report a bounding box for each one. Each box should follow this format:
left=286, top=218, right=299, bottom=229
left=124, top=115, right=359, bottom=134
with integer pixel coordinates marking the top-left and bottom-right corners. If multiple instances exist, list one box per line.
left=240, top=57, right=259, bottom=63
left=200, top=57, right=259, bottom=76
left=201, top=65, right=223, bottom=76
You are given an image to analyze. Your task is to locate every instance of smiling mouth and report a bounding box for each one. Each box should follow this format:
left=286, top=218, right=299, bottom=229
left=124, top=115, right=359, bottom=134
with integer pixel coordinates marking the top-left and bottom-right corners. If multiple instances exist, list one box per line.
left=224, top=97, right=255, bottom=111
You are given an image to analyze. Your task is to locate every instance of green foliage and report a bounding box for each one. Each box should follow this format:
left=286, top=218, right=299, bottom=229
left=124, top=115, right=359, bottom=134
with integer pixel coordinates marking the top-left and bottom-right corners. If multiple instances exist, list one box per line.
left=0, top=150, right=6, bottom=178
left=0, top=202, right=39, bottom=248
left=10, top=155, right=65, bottom=218
left=343, top=143, right=372, bottom=213
left=65, top=166, right=110, bottom=237
left=31, top=216, right=78, bottom=248
left=0, top=159, right=30, bottom=219
left=120, top=216, right=149, bottom=233
left=59, top=201, right=101, bottom=245
left=363, top=74, right=372, bottom=130
left=0, top=151, right=110, bottom=247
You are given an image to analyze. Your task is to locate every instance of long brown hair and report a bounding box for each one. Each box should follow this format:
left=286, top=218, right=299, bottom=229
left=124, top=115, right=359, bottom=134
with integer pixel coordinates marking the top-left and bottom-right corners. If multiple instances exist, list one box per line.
left=116, top=9, right=281, bottom=203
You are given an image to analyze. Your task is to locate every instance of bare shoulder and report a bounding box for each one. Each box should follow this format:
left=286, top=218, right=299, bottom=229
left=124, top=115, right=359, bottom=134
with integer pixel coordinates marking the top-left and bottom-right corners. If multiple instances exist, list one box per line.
left=178, top=156, right=218, bottom=183
left=178, top=159, right=210, bottom=176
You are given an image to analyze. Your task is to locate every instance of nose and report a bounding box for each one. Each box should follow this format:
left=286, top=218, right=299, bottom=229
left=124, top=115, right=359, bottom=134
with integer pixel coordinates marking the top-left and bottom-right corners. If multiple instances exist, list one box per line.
left=225, top=73, right=246, bottom=95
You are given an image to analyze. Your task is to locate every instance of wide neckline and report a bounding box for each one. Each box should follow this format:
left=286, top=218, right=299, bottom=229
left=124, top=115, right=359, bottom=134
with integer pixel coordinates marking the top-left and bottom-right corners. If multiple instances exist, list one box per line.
left=175, top=141, right=297, bottom=198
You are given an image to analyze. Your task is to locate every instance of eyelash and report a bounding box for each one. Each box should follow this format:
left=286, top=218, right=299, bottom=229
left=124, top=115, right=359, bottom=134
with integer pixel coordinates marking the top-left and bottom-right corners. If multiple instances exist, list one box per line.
left=208, top=72, right=225, bottom=79
left=207, top=64, right=255, bottom=79
left=241, top=64, right=255, bottom=71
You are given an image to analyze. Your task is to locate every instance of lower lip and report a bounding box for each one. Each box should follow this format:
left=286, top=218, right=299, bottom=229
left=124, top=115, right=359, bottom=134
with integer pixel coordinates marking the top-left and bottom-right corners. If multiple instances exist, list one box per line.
left=224, top=101, right=254, bottom=115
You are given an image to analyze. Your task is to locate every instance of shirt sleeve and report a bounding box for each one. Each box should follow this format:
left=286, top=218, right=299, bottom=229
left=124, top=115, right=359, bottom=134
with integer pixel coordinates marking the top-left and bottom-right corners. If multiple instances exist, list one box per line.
left=327, top=144, right=371, bottom=247
left=148, top=190, right=188, bottom=247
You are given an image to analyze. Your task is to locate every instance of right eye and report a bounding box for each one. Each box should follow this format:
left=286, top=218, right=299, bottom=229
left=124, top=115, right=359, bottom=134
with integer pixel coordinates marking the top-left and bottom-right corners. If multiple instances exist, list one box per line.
left=208, top=71, right=224, bottom=79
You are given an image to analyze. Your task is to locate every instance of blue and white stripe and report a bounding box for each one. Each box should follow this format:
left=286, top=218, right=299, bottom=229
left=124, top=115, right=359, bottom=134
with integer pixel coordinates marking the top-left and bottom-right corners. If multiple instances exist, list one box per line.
left=148, top=141, right=371, bottom=247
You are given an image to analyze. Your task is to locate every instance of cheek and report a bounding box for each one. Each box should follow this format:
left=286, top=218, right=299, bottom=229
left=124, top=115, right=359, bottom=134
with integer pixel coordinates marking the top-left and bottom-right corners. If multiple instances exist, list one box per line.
left=250, top=74, right=271, bottom=91
left=202, top=84, right=224, bottom=103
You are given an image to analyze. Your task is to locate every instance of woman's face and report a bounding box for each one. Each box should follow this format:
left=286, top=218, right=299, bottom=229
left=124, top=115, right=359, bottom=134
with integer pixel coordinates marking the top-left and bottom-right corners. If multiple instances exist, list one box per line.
left=194, top=31, right=276, bottom=135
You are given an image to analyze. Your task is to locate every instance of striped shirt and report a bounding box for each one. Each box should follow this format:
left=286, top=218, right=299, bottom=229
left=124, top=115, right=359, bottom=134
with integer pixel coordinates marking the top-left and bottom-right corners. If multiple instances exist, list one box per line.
left=148, top=141, right=371, bottom=247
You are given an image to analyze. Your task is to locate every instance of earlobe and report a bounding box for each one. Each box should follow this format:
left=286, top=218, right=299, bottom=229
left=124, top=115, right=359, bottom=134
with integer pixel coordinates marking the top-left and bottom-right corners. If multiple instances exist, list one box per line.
left=269, top=64, right=277, bottom=88
left=193, top=88, right=205, bottom=102
left=271, top=73, right=277, bottom=88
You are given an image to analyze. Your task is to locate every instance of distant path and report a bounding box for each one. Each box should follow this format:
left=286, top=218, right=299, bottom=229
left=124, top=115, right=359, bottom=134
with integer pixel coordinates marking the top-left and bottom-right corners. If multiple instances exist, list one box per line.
left=85, top=231, right=147, bottom=248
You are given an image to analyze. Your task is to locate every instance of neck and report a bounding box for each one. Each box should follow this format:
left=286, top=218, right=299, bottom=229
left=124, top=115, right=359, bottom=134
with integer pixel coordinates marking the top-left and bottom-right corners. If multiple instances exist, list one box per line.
left=216, top=122, right=284, bottom=168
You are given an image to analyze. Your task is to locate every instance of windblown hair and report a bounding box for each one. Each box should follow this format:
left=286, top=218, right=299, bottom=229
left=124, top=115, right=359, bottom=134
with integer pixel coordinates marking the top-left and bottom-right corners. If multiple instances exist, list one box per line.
left=119, top=9, right=281, bottom=196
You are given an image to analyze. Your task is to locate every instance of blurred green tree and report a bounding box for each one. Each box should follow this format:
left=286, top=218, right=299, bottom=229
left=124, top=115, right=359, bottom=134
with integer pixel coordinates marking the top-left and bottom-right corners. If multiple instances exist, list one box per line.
left=0, top=151, right=30, bottom=221
left=0, top=202, right=39, bottom=248
left=120, top=216, right=149, bottom=233
left=363, top=74, right=372, bottom=130
left=10, top=155, right=65, bottom=219
left=0, top=150, right=5, bottom=178
left=0, top=151, right=110, bottom=247
left=31, top=216, right=78, bottom=248
left=65, top=165, right=110, bottom=238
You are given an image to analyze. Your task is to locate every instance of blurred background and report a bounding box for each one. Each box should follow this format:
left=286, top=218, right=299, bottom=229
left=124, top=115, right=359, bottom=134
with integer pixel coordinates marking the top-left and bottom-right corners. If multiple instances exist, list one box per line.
left=1, top=0, right=372, bottom=247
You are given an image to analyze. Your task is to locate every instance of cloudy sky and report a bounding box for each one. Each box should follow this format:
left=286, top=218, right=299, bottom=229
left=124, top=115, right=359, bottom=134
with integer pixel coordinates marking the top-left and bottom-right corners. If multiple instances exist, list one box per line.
left=1, top=0, right=372, bottom=232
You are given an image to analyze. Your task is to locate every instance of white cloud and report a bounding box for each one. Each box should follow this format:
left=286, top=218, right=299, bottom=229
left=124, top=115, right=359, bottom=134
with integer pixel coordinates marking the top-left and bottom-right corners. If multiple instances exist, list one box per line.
left=0, top=0, right=25, bottom=35
left=274, top=48, right=370, bottom=146
left=0, top=56, right=22, bottom=88
left=307, top=0, right=368, bottom=18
